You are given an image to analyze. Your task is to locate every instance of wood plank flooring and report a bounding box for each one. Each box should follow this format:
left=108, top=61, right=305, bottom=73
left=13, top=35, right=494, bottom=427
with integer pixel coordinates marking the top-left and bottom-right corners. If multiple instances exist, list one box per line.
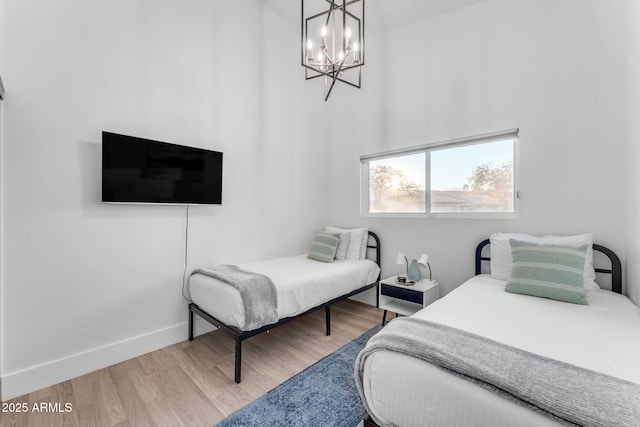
left=0, top=300, right=383, bottom=427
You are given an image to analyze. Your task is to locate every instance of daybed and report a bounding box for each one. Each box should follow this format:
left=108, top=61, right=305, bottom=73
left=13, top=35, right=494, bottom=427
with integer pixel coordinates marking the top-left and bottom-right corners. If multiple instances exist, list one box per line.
left=188, top=229, right=381, bottom=383
left=356, top=233, right=640, bottom=427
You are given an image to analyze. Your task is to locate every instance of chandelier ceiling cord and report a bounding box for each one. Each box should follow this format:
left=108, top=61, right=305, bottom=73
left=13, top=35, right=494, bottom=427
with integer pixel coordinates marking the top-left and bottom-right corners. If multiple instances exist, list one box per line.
left=301, top=0, right=365, bottom=101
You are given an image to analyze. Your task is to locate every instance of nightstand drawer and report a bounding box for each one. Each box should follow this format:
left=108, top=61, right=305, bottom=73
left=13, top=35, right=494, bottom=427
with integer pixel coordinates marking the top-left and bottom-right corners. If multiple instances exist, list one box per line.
left=380, top=284, right=423, bottom=305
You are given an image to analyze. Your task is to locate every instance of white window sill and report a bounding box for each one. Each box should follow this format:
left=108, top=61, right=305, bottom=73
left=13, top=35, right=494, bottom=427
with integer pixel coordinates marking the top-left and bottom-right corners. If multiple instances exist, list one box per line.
left=361, top=212, right=519, bottom=220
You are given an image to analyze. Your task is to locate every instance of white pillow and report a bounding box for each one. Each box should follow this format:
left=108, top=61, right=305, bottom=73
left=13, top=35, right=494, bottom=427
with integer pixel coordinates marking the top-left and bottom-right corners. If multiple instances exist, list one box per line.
left=489, top=233, right=536, bottom=280
left=334, top=232, right=350, bottom=260
left=360, top=229, right=369, bottom=259
left=325, top=226, right=368, bottom=260
left=489, top=232, right=599, bottom=290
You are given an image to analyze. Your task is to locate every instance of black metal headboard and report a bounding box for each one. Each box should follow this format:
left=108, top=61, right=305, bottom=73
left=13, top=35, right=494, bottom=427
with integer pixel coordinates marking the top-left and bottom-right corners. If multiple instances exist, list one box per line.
left=475, top=239, right=622, bottom=294
left=366, top=231, right=381, bottom=281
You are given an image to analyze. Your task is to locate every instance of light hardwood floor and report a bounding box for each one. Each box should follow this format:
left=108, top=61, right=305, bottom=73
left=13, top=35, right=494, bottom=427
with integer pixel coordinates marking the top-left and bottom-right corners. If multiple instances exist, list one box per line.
left=0, top=300, right=383, bottom=427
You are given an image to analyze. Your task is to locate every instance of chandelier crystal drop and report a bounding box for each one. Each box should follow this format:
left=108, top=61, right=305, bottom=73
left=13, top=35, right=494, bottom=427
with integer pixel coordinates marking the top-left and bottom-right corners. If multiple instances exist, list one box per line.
left=301, top=0, right=365, bottom=101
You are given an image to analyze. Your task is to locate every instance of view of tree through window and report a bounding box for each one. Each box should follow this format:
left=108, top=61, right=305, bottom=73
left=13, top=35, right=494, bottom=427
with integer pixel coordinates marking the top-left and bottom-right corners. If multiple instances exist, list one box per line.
left=430, top=139, right=514, bottom=213
left=369, top=153, right=425, bottom=213
left=364, top=135, right=516, bottom=215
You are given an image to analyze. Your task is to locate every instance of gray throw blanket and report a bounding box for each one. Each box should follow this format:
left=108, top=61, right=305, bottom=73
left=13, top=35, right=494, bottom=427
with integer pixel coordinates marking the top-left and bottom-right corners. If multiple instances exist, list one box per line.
left=355, top=317, right=640, bottom=427
left=192, top=265, right=278, bottom=331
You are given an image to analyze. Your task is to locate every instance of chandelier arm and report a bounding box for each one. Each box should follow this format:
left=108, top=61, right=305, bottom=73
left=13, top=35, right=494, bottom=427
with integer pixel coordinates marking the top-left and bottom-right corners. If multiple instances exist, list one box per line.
left=306, top=10, right=331, bottom=21
left=324, top=81, right=337, bottom=101
left=324, top=57, right=348, bottom=101
left=320, top=46, right=332, bottom=63
left=343, top=10, right=360, bottom=21
left=323, top=1, right=336, bottom=27
left=324, top=0, right=360, bottom=11
left=305, top=65, right=358, bottom=80
left=313, top=43, right=351, bottom=70
left=334, top=76, right=361, bottom=88
left=305, top=72, right=333, bottom=81
left=342, top=0, right=347, bottom=51
left=323, top=11, right=332, bottom=27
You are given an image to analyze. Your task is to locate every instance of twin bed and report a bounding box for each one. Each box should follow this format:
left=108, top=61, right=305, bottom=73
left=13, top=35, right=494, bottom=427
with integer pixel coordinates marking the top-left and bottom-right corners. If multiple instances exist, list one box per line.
left=188, top=230, right=381, bottom=383
left=356, top=234, right=640, bottom=427
left=188, top=229, right=640, bottom=426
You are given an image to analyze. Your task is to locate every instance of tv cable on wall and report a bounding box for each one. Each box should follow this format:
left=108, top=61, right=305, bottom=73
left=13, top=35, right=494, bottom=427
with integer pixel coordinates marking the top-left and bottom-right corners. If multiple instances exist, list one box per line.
left=182, top=205, right=192, bottom=302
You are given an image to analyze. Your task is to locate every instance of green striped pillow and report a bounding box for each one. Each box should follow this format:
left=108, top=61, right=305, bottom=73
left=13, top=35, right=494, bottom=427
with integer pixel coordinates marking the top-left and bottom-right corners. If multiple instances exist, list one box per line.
left=307, top=232, right=340, bottom=263
left=505, top=239, right=588, bottom=305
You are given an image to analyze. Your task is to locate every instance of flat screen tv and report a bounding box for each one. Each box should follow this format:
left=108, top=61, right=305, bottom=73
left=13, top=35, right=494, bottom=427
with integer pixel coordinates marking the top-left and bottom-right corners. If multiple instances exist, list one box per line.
left=102, top=131, right=223, bottom=205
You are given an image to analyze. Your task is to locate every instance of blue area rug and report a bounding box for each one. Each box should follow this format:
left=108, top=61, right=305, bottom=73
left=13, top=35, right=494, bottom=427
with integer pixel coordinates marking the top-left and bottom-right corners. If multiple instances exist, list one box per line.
left=214, top=326, right=381, bottom=427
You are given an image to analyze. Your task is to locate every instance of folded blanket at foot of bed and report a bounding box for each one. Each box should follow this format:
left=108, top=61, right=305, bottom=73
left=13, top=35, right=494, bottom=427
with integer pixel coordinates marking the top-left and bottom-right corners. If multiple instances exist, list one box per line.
left=355, top=317, right=640, bottom=427
left=192, top=265, right=278, bottom=331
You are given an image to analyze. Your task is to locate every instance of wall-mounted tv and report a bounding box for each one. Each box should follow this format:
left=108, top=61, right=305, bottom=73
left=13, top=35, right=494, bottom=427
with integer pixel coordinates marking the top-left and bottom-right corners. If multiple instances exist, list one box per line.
left=102, top=132, right=223, bottom=205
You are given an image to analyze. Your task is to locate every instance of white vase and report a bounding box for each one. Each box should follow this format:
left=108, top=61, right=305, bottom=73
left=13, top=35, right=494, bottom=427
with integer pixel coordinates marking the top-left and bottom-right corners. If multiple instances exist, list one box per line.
left=407, top=259, right=422, bottom=282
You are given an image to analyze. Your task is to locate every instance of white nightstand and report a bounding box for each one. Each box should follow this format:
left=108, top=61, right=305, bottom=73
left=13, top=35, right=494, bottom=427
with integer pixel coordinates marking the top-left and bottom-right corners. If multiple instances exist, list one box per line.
left=379, top=276, right=440, bottom=326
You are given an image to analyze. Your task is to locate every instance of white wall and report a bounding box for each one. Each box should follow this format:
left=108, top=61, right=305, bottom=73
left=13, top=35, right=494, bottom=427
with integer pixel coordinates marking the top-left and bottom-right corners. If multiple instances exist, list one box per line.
left=0, top=0, right=328, bottom=400
left=327, top=0, right=638, bottom=298
left=624, top=0, right=640, bottom=307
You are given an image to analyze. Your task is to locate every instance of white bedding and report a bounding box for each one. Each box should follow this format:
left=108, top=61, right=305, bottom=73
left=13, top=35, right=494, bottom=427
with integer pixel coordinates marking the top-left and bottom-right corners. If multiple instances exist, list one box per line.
left=189, top=255, right=380, bottom=330
left=361, top=275, right=640, bottom=427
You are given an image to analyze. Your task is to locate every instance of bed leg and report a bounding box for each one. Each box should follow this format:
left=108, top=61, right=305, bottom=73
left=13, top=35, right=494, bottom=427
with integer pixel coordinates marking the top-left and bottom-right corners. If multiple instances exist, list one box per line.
left=188, top=306, right=194, bottom=341
left=234, top=337, right=242, bottom=383
left=364, top=414, right=380, bottom=427
left=381, top=310, right=387, bottom=327
left=325, top=305, right=331, bottom=336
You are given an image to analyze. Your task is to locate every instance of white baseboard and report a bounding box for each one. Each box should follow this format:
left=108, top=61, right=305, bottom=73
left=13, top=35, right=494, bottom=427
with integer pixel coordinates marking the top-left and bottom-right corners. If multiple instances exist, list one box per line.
left=349, top=286, right=377, bottom=306
left=1, top=318, right=216, bottom=401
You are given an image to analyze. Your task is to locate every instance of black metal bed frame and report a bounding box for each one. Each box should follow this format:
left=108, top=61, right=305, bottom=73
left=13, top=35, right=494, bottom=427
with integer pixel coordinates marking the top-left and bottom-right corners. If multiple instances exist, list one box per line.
left=475, top=239, right=622, bottom=294
left=188, top=231, right=381, bottom=383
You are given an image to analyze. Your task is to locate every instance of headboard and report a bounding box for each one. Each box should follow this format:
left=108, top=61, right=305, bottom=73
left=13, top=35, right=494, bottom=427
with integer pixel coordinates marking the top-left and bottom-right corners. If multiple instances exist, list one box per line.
left=475, top=239, right=622, bottom=294
left=366, top=231, right=381, bottom=280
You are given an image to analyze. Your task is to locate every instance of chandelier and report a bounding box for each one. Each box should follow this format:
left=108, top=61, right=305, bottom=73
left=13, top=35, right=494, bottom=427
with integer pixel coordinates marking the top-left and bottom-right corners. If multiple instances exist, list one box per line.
left=301, top=0, right=365, bottom=101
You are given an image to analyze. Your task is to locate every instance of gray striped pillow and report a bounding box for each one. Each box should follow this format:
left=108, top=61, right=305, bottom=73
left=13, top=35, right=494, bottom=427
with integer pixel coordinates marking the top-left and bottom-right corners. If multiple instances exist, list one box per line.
left=307, top=232, right=340, bottom=263
left=505, top=239, right=588, bottom=305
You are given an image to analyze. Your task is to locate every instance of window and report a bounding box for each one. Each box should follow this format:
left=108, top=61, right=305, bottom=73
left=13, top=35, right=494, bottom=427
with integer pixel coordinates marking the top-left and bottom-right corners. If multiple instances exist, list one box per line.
left=368, top=152, right=426, bottom=213
left=361, top=129, right=518, bottom=217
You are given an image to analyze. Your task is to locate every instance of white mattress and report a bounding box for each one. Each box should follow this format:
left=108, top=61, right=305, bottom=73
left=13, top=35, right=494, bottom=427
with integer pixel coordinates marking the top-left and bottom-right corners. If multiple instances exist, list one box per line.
left=189, top=255, right=380, bottom=330
left=361, top=275, right=640, bottom=427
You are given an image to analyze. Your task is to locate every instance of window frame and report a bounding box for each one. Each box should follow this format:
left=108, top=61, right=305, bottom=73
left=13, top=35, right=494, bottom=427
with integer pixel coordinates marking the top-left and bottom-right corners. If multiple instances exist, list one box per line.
left=360, top=129, right=520, bottom=219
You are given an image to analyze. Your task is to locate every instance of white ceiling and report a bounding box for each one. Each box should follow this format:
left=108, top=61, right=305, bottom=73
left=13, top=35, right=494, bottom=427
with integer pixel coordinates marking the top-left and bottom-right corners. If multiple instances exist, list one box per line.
left=260, top=0, right=486, bottom=33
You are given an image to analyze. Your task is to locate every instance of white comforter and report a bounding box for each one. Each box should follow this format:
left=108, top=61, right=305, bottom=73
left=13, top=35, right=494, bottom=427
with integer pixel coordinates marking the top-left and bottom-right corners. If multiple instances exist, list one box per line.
left=189, top=255, right=380, bottom=330
left=360, top=275, right=640, bottom=427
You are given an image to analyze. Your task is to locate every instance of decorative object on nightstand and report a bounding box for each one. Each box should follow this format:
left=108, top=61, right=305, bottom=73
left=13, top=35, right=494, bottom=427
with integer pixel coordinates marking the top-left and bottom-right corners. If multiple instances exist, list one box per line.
left=378, top=276, right=440, bottom=326
left=396, top=252, right=409, bottom=281
left=397, top=252, right=432, bottom=283
left=418, top=254, right=432, bottom=281
left=407, top=259, right=422, bottom=282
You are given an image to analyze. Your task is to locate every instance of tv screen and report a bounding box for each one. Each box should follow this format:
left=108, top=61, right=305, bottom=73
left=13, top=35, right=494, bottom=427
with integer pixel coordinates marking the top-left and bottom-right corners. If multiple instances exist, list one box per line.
left=102, top=132, right=223, bottom=205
